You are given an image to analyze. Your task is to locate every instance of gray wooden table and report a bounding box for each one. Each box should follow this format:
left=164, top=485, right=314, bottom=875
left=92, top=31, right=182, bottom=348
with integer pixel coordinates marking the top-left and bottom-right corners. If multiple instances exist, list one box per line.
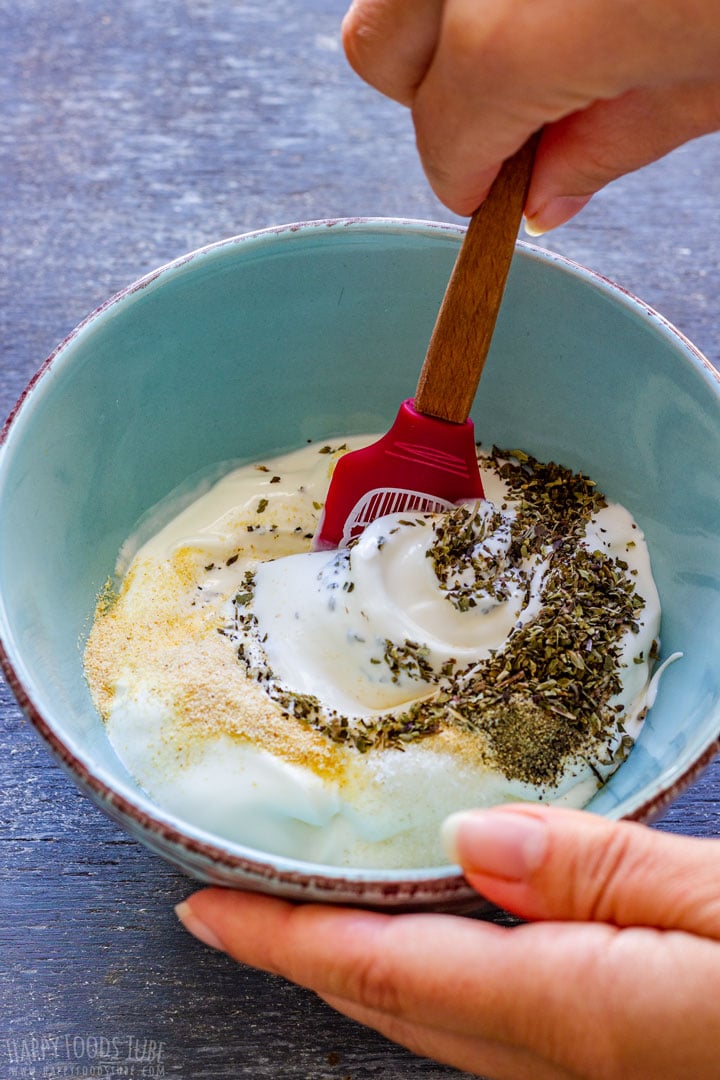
left=2, top=3, right=719, bottom=1078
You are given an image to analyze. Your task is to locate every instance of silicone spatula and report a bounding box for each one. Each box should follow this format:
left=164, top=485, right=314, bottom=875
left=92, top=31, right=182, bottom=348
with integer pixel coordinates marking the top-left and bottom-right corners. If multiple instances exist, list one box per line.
left=314, top=137, right=537, bottom=550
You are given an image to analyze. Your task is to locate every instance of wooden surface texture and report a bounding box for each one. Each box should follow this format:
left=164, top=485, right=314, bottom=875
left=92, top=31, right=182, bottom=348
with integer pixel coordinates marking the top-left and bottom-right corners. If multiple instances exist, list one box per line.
left=1, top=2, right=719, bottom=1078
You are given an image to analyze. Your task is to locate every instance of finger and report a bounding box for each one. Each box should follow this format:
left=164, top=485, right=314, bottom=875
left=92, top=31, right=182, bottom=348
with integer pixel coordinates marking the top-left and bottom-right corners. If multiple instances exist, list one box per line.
left=410, top=21, right=547, bottom=214
left=409, top=0, right=720, bottom=215
left=443, top=804, right=720, bottom=936
left=342, top=0, right=444, bottom=106
left=176, top=886, right=620, bottom=1069
left=408, top=0, right=606, bottom=215
left=525, top=79, right=720, bottom=232
left=176, top=888, right=720, bottom=1078
left=319, top=992, right=576, bottom=1080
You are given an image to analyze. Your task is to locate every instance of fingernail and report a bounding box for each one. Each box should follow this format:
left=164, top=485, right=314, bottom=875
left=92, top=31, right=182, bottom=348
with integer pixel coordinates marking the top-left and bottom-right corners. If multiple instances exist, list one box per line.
left=441, top=809, right=548, bottom=881
left=523, top=217, right=550, bottom=237
left=524, top=194, right=592, bottom=236
left=175, top=900, right=225, bottom=952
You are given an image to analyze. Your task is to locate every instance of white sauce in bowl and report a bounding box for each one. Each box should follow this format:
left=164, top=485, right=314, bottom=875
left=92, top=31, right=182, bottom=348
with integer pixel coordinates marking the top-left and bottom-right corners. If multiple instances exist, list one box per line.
left=84, top=439, right=672, bottom=868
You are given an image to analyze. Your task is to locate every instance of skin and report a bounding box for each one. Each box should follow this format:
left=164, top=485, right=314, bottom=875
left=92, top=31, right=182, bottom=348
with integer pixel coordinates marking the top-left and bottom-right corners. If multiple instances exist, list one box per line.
left=175, top=7, right=720, bottom=1075
left=341, top=0, right=720, bottom=230
left=177, top=805, right=720, bottom=1079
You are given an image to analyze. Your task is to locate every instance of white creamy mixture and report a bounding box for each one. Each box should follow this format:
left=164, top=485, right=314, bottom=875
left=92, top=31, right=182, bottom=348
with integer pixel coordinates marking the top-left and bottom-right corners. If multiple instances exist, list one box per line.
left=85, top=439, right=668, bottom=868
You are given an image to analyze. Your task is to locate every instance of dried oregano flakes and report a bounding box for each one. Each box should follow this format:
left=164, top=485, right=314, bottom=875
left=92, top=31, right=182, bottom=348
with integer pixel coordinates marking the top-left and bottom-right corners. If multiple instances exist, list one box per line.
left=222, top=448, right=649, bottom=787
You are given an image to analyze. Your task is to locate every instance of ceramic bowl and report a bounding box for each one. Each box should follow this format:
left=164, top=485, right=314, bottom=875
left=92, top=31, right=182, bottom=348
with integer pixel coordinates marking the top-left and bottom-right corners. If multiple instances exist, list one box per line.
left=1, top=219, right=719, bottom=913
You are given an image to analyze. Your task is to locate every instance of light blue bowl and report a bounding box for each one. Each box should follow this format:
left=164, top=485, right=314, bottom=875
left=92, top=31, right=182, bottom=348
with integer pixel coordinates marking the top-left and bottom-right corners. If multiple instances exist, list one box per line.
left=1, top=219, right=719, bottom=912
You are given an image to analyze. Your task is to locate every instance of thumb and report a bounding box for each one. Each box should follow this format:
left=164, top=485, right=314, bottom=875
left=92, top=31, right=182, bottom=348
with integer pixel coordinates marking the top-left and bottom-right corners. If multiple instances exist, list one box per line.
left=524, top=79, right=720, bottom=233
left=443, top=804, right=720, bottom=938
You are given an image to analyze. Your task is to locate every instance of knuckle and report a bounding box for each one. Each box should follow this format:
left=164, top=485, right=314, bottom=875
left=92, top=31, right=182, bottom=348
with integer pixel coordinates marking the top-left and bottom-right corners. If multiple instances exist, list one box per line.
left=341, top=0, right=417, bottom=104
left=340, top=5, right=371, bottom=75
left=351, top=947, right=404, bottom=1016
left=575, top=823, right=641, bottom=923
left=341, top=2, right=384, bottom=61
left=440, top=0, right=523, bottom=78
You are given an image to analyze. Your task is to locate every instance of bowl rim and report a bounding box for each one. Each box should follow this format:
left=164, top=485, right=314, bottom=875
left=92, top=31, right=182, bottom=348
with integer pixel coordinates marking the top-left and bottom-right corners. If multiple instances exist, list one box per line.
left=1, top=216, right=719, bottom=899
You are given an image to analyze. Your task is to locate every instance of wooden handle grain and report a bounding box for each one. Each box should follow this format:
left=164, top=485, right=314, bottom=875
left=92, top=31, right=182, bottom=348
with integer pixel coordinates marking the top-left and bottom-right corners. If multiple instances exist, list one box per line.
left=414, top=135, right=538, bottom=423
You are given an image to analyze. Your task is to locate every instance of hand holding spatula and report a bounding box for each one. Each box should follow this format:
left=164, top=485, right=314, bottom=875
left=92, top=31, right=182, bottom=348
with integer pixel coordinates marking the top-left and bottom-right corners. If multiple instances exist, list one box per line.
left=314, top=136, right=538, bottom=550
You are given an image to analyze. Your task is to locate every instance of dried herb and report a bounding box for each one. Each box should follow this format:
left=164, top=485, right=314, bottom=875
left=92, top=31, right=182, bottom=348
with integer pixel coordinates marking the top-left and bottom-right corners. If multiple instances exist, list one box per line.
left=220, top=448, right=650, bottom=782
left=426, top=504, right=515, bottom=611
left=381, top=639, right=434, bottom=683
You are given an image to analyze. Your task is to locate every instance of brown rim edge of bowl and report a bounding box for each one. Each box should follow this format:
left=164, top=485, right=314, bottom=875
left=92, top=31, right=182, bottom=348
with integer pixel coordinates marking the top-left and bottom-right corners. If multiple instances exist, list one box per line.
left=1, top=221, right=719, bottom=904
left=0, top=642, right=480, bottom=906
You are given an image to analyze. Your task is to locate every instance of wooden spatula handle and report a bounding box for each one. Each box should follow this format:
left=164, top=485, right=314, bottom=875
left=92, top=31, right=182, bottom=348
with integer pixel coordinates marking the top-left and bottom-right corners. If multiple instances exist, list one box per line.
left=414, top=135, right=538, bottom=424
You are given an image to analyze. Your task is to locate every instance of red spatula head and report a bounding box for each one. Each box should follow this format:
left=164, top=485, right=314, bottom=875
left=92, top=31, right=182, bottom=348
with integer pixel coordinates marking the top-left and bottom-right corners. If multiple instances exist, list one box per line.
left=314, top=399, right=484, bottom=550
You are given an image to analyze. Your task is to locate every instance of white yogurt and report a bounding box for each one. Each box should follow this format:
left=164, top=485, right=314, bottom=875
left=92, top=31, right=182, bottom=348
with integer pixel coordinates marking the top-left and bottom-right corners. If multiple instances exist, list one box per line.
left=84, top=439, right=671, bottom=868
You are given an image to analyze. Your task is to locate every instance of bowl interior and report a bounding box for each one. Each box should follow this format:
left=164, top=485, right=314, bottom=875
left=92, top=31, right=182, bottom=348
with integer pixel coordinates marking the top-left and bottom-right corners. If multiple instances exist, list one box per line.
left=1, top=219, right=719, bottom=873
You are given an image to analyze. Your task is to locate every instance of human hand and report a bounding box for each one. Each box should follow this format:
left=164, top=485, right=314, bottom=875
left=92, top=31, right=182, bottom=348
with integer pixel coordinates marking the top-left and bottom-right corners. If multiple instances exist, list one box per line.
left=176, top=804, right=720, bottom=1080
left=341, top=0, right=720, bottom=231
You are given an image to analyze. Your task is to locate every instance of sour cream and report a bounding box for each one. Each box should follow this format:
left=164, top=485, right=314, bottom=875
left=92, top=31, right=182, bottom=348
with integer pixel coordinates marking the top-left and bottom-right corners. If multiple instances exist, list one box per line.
left=84, top=439, right=671, bottom=868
